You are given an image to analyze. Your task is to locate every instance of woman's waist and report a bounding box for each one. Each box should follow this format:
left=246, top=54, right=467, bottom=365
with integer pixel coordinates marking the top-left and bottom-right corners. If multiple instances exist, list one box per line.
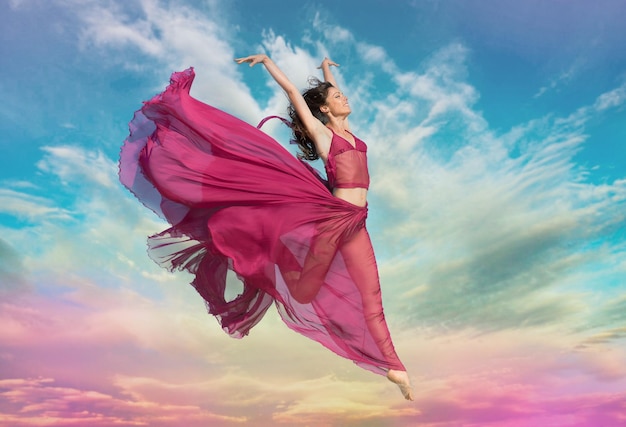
left=332, top=187, right=368, bottom=208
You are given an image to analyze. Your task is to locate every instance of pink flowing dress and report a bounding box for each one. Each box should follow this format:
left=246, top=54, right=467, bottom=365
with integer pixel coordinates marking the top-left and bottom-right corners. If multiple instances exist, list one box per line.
left=119, top=68, right=405, bottom=374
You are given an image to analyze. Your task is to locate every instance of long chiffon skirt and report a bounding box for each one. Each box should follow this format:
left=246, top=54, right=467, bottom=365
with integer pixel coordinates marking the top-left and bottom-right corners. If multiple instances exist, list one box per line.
left=119, top=68, right=405, bottom=374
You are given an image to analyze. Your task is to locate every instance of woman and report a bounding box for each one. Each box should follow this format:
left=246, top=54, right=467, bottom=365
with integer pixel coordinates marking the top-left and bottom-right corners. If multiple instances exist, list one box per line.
left=119, top=54, right=413, bottom=400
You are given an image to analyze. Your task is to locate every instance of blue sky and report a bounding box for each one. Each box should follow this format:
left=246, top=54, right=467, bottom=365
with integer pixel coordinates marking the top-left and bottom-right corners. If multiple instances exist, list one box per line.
left=1, top=1, right=626, bottom=426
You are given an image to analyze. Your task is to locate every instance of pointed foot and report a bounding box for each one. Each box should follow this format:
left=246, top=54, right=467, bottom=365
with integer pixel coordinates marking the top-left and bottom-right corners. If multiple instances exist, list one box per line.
left=387, top=369, right=414, bottom=401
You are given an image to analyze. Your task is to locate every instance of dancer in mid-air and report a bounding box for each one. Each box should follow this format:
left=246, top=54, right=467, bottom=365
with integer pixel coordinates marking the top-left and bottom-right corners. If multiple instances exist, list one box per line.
left=119, top=53, right=413, bottom=400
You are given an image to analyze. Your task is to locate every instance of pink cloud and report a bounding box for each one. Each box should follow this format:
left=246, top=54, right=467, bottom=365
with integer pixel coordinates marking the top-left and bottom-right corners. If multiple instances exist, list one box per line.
left=0, top=378, right=247, bottom=427
left=3, top=375, right=625, bottom=427
left=2, top=275, right=626, bottom=426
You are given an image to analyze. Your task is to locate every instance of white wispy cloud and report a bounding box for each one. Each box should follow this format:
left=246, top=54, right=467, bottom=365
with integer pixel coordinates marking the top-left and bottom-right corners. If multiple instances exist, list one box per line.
left=67, top=0, right=260, bottom=122
left=78, top=1, right=163, bottom=56
left=534, top=57, right=587, bottom=98
left=0, top=188, right=73, bottom=222
left=37, top=145, right=117, bottom=189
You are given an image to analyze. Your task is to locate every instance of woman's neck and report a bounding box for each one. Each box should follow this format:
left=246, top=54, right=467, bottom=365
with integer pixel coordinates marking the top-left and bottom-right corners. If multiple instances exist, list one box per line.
left=326, top=117, right=349, bottom=133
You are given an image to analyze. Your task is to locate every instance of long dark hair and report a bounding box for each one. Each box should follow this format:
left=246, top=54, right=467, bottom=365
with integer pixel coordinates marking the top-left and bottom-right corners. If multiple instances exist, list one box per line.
left=288, top=78, right=334, bottom=161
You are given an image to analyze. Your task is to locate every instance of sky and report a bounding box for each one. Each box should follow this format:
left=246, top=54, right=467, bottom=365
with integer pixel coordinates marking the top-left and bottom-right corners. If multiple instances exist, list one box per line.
left=1, top=0, right=626, bottom=426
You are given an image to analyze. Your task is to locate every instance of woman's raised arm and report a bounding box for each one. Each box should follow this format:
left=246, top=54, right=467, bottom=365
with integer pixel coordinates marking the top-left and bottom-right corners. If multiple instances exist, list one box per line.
left=318, top=57, right=340, bottom=88
left=317, top=57, right=350, bottom=131
left=235, top=54, right=330, bottom=143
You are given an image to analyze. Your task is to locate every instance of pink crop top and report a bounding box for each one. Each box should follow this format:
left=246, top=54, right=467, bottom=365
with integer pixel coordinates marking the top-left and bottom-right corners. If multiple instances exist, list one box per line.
left=325, top=130, right=370, bottom=190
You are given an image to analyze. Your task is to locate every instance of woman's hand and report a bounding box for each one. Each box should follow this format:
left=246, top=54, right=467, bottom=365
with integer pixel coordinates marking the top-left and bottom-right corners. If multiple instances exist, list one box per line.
left=235, top=54, right=268, bottom=67
left=234, top=52, right=333, bottom=148
left=318, top=57, right=339, bottom=69
left=318, top=57, right=340, bottom=90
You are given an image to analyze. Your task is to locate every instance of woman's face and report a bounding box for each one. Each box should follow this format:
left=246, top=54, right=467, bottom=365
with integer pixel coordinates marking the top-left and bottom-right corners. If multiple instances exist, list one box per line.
left=323, top=87, right=351, bottom=116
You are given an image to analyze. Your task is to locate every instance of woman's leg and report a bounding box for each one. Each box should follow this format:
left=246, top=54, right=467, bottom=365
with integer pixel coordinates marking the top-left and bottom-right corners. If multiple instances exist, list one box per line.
left=340, top=227, right=413, bottom=400
left=276, top=227, right=338, bottom=304
left=340, top=227, right=405, bottom=370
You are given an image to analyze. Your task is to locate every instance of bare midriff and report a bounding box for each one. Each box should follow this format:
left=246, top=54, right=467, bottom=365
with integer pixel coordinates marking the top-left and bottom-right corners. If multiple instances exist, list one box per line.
left=334, top=187, right=368, bottom=207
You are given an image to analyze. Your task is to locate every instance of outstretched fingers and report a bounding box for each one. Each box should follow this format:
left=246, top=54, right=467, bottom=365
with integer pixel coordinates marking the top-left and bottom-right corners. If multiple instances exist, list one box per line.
left=318, top=57, right=339, bottom=69
left=234, top=54, right=267, bottom=67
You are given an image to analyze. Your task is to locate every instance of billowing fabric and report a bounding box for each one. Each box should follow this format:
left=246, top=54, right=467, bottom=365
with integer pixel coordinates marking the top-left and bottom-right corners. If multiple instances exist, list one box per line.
left=119, top=68, right=404, bottom=374
left=325, top=130, right=370, bottom=189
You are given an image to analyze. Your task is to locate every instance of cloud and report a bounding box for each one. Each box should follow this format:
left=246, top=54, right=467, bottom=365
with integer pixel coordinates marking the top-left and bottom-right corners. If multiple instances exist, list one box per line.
left=113, top=373, right=417, bottom=426
left=534, top=57, right=587, bottom=98
left=0, top=145, right=163, bottom=282
left=312, top=11, right=354, bottom=45
left=0, top=377, right=248, bottom=427
left=0, top=189, right=73, bottom=222
left=0, top=239, right=30, bottom=295
left=347, top=46, right=626, bottom=335
left=582, top=296, right=626, bottom=338
left=78, top=2, right=163, bottom=56
left=0, top=275, right=412, bottom=425
left=58, top=0, right=261, bottom=125
left=6, top=295, right=622, bottom=427
left=257, top=30, right=322, bottom=122
left=37, top=146, right=117, bottom=189
left=594, top=84, right=626, bottom=111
